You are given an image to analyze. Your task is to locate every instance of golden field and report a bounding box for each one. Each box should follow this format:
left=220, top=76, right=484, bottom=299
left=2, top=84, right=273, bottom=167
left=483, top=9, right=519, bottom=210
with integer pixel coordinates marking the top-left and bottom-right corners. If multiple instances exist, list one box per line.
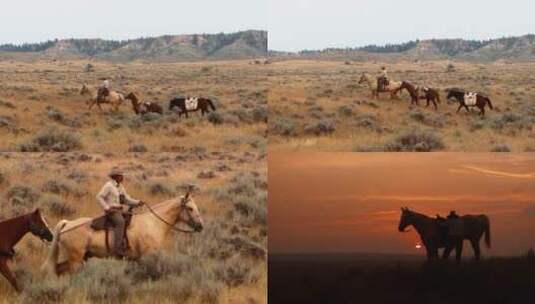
left=0, top=152, right=266, bottom=303
left=268, top=60, right=535, bottom=152
left=0, top=60, right=267, bottom=153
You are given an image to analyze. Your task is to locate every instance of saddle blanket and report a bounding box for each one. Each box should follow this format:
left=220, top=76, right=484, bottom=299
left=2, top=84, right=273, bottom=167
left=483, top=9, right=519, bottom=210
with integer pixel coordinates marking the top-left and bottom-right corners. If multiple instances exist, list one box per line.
left=185, top=97, right=198, bottom=111
left=464, top=92, right=478, bottom=106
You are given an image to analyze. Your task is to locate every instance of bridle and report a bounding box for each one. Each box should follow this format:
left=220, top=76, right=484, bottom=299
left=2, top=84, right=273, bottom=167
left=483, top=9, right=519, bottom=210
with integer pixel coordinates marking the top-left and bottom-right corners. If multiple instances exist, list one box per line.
left=144, top=200, right=198, bottom=234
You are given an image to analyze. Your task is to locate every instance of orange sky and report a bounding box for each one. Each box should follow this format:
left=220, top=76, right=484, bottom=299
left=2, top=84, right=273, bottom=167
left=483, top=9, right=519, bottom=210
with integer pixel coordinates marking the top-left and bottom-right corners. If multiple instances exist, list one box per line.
left=269, top=153, right=535, bottom=256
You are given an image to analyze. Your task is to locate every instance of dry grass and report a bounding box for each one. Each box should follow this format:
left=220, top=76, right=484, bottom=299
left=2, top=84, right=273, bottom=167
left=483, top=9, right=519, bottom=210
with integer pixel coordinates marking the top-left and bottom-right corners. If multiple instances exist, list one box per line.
left=0, top=152, right=266, bottom=303
left=0, top=60, right=267, bottom=153
left=268, top=60, right=535, bottom=152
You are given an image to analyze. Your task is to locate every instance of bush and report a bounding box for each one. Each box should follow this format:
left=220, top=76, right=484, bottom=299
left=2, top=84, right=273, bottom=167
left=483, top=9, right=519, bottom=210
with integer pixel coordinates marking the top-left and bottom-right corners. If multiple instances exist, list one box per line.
left=148, top=181, right=176, bottom=196
left=338, top=105, right=353, bottom=117
left=42, top=179, right=85, bottom=197
left=207, top=111, right=224, bottom=125
left=7, top=185, right=41, bottom=211
left=355, top=113, right=380, bottom=130
left=214, top=256, right=261, bottom=287
left=39, top=194, right=76, bottom=216
left=21, top=277, right=68, bottom=304
left=270, top=117, right=296, bottom=136
left=490, top=143, right=511, bottom=152
left=71, top=259, right=132, bottom=303
left=129, top=144, right=148, bottom=152
left=304, top=119, right=336, bottom=136
left=385, top=129, right=445, bottom=152
left=252, top=106, right=268, bottom=123
left=126, top=252, right=188, bottom=283
left=19, top=128, right=82, bottom=152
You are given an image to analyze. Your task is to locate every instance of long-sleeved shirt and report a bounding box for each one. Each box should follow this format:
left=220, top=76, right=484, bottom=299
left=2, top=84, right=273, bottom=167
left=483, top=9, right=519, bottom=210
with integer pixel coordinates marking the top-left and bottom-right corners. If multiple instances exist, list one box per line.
left=101, top=80, right=110, bottom=89
left=96, top=181, right=140, bottom=211
left=379, top=69, right=388, bottom=78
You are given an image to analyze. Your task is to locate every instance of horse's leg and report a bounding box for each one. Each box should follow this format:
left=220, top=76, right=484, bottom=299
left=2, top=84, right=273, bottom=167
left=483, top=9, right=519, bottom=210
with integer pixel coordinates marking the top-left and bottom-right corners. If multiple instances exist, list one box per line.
left=470, top=239, right=481, bottom=261
left=442, top=245, right=453, bottom=260
left=457, top=104, right=463, bottom=113
left=480, top=106, right=485, bottom=116
left=464, top=105, right=470, bottom=113
left=0, top=257, right=20, bottom=292
left=433, top=100, right=438, bottom=110
left=455, top=240, right=463, bottom=263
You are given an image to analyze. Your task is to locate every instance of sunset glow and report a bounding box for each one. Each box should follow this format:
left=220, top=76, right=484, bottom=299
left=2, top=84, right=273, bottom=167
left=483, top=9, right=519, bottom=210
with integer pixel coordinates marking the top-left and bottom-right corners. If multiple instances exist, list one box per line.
left=269, top=153, right=535, bottom=256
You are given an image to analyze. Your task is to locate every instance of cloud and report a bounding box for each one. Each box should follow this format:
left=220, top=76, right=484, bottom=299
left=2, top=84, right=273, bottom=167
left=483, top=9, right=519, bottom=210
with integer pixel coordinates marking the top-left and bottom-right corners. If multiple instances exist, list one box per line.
left=460, top=166, right=535, bottom=179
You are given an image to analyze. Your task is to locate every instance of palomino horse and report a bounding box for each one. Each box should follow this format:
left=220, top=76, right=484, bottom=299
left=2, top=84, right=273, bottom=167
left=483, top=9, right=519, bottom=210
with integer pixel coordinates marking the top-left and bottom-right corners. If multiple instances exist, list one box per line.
left=446, top=89, right=493, bottom=116
left=0, top=209, right=53, bottom=292
left=43, top=193, right=203, bottom=275
left=80, top=84, right=125, bottom=112
left=169, top=97, right=216, bottom=118
left=398, top=207, right=491, bottom=262
left=125, top=92, right=163, bottom=115
left=358, top=73, right=402, bottom=100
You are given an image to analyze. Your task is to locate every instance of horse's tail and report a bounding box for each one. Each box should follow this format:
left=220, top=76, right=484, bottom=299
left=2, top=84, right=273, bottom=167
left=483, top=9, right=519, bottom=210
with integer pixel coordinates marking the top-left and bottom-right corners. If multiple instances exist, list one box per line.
left=482, top=215, right=491, bottom=248
left=208, top=99, right=216, bottom=111
left=42, top=220, right=67, bottom=274
left=486, top=97, right=493, bottom=110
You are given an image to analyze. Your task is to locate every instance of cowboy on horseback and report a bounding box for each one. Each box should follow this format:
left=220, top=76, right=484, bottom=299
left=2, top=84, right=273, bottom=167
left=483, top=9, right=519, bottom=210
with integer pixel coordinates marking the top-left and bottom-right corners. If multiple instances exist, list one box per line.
left=377, top=66, right=389, bottom=92
left=97, top=78, right=110, bottom=103
left=96, top=169, right=144, bottom=258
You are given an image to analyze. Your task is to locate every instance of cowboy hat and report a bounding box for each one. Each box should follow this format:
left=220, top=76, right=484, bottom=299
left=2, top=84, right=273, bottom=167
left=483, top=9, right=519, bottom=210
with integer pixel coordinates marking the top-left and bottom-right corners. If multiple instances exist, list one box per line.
left=108, top=168, right=124, bottom=178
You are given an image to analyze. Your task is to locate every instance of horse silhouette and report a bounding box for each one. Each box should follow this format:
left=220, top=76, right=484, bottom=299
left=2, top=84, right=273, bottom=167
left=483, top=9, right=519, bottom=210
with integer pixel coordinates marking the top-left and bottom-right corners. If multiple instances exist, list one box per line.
left=398, top=207, right=491, bottom=262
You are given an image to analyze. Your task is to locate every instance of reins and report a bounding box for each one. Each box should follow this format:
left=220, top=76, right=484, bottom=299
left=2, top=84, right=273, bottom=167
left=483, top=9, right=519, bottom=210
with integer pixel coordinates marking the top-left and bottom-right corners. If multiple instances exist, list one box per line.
left=144, top=203, right=196, bottom=234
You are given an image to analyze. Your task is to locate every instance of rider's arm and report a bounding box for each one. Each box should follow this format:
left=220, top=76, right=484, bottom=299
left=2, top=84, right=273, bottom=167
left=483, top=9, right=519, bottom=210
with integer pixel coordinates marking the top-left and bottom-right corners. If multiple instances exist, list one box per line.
left=121, top=186, right=141, bottom=206
left=96, top=183, right=112, bottom=211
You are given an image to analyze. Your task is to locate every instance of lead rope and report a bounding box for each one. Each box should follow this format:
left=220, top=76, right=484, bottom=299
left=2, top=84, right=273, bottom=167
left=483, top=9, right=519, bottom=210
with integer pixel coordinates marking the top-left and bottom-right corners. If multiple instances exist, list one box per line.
left=143, top=203, right=196, bottom=233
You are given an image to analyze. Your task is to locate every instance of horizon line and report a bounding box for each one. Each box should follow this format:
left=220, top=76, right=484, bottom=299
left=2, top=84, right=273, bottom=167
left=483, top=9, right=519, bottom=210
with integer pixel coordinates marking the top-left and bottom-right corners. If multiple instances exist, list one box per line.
left=268, top=32, right=535, bottom=54
left=0, top=29, right=267, bottom=46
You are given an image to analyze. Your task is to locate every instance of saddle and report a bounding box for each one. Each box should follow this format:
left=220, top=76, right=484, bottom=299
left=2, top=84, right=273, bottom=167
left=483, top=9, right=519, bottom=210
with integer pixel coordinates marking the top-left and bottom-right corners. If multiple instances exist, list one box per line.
left=90, top=212, right=133, bottom=254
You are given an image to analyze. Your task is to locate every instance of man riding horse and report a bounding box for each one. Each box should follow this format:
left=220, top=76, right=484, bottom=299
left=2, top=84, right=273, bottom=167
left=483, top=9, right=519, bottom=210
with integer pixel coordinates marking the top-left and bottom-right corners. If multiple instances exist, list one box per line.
left=96, top=79, right=111, bottom=103
left=96, top=169, right=144, bottom=258
left=377, top=66, right=389, bottom=92
left=436, top=210, right=461, bottom=243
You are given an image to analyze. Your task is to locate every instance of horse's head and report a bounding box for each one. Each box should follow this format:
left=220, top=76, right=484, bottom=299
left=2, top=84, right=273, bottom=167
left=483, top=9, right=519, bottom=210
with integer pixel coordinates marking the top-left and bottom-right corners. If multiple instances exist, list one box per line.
left=28, top=209, right=53, bottom=242
left=178, top=192, right=204, bottom=232
left=398, top=207, right=413, bottom=232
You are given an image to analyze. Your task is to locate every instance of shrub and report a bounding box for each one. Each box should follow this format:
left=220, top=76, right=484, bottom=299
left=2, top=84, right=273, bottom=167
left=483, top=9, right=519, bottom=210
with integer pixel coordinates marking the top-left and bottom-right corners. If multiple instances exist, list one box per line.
left=252, top=106, right=268, bottom=123
left=39, top=194, right=76, bottom=216
left=126, top=252, right=188, bottom=283
left=147, top=180, right=175, bottom=196
left=304, top=119, right=336, bottom=136
left=71, top=259, right=132, bottom=303
left=7, top=185, right=40, bottom=209
left=21, top=277, right=68, bottom=304
left=269, top=117, right=296, bottom=136
left=42, top=179, right=85, bottom=197
left=207, top=111, right=224, bottom=125
left=355, top=113, right=380, bottom=130
left=214, top=256, right=261, bottom=287
left=385, top=129, right=445, bottom=152
left=19, top=128, right=81, bottom=152
left=490, top=143, right=511, bottom=152
left=338, top=105, right=353, bottom=117
left=129, top=144, right=148, bottom=152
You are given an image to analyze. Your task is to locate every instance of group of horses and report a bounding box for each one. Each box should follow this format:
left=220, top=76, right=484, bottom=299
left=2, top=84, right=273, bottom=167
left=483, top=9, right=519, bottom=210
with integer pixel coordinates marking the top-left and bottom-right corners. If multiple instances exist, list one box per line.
left=358, top=73, right=494, bottom=116
left=398, top=207, right=491, bottom=262
left=0, top=193, right=203, bottom=292
left=80, top=84, right=217, bottom=118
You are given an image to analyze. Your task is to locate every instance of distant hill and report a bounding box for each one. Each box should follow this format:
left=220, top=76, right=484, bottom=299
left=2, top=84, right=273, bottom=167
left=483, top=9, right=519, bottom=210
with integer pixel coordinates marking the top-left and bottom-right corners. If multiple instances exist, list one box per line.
left=272, top=34, right=535, bottom=62
left=0, top=30, right=267, bottom=62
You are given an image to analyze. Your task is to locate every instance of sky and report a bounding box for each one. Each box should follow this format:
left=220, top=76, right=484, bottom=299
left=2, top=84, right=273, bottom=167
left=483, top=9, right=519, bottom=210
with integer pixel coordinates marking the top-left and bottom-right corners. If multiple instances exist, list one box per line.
left=269, top=153, right=535, bottom=256
left=0, top=0, right=267, bottom=44
left=268, top=0, right=535, bottom=51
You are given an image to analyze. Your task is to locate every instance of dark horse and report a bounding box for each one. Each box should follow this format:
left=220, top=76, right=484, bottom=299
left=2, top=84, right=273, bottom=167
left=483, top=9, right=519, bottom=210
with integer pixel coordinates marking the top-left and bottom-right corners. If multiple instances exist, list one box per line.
left=418, top=87, right=441, bottom=110
left=125, top=92, right=163, bottom=115
left=0, top=209, right=53, bottom=292
left=398, top=207, right=491, bottom=262
left=169, top=97, right=216, bottom=118
left=446, top=89, right=493, bottom=116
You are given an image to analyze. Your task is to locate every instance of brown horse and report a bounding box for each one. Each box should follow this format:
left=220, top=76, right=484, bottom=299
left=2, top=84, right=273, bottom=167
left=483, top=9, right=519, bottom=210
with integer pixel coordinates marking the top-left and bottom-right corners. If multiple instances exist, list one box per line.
left=398, top=81, right=420, bottom=107
left=446, top=89, right=493, bottom=116
left=418, top=87, right=441, bottom=109
left=125, top=92, right=163, bottom=115
left=398, top=207, right=491, bottom=262
left=0, top=209, right=53, bottom=292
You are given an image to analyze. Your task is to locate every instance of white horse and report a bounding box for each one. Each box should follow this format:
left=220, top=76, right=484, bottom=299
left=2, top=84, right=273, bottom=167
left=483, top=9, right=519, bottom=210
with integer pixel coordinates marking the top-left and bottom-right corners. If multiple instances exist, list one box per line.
left=43, top=193, right=203, bottom=275
left=358, top=73, right=402, bottom=100
left=80, top=84, right=125, bottom=112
